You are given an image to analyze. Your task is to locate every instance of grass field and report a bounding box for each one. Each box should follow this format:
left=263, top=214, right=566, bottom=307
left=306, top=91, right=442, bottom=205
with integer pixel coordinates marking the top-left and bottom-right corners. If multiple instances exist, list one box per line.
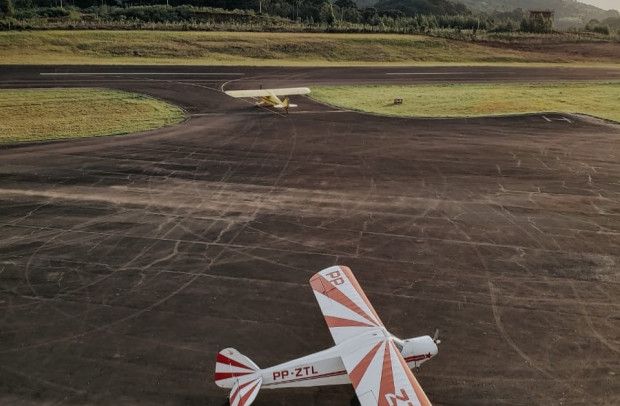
left=311, top=82, right=620, bottom=122
left=0, top=88, right=184, bottom=144
left=1, top=30, right=618, bottom=66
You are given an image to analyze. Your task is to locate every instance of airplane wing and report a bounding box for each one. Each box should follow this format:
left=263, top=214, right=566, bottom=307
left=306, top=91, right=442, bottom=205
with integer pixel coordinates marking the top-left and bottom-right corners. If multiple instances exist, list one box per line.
left=225, top=87, right=310, bottom=98
left=310, top=266, right=432, bottom=406
left=340, top=333, right=432, bottom=406
left=309, top=266, right=384, bottom=345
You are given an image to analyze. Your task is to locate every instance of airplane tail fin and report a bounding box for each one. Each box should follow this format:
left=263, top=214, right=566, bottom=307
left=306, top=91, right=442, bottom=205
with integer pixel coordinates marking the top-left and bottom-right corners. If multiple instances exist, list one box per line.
left=274, top=97, right=297, bottom=110
left=228, top=375, right=262, bottom=406
left=215, top=348, right=262, bottom=405
left=215, top=348, right=260, bottom=387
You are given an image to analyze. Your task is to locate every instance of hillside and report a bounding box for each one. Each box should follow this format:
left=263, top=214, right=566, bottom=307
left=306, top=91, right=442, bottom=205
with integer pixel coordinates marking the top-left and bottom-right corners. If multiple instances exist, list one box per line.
left=355, top=0, right=619, bottom=27
left=460, top=0, right=619, bottom=27
left=2, top=31, right=618, bottom=66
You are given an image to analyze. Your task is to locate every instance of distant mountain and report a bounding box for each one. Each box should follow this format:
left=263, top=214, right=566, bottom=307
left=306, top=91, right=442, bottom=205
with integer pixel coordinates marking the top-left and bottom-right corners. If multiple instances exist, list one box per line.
left=554, top=0, right=619, bottom=12
left=353, top=0, right=619, bottom=27
left=459, top=0, right=619, bottom=27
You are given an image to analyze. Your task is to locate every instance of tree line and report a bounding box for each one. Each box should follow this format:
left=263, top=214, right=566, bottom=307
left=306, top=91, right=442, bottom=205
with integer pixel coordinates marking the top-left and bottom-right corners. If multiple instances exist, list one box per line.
left=1, top=0, right=618, bottom=35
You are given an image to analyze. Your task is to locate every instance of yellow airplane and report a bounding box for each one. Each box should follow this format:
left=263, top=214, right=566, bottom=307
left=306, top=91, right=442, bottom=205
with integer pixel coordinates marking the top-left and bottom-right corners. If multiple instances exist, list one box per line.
left=225, top=87, right=311, bottom=112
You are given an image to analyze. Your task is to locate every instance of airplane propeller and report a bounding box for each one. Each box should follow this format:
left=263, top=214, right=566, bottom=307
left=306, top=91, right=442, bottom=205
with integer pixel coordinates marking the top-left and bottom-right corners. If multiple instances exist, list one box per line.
left=433, top=329, right=441, bottom=345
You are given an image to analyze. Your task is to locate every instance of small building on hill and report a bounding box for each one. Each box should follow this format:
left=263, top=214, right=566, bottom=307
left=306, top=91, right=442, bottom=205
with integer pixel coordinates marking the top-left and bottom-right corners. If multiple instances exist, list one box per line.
left=529, top=10, right=554, bottom=21
left=522, top=10, right=555, bottom=33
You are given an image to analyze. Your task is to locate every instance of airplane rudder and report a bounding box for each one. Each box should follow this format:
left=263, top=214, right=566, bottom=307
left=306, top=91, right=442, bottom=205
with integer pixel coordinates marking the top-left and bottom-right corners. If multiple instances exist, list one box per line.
left=215, top=348, right=260, bottom=388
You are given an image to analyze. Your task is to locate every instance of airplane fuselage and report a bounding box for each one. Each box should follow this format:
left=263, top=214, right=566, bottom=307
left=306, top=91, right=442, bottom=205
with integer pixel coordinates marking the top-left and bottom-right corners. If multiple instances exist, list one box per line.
left=219, top=333, right=437, bottom=390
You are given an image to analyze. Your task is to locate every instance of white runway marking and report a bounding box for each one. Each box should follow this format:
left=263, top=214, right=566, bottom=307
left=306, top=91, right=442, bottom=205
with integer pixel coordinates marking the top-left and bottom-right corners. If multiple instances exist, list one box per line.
left=385, top=72, right=484, bottom=75
left=40, top=72, right=245, bottom=76
left=191, top=110, right=346, bottom=117
left=542, top=115, right=573, bottom=124
left=5, top=79, right=224, bottom=84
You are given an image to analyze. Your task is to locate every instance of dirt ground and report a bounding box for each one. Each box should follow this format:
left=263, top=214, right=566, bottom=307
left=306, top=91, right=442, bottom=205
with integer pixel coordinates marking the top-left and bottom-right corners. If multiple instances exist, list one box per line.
left=483, top=40, right=620, bottom=62
left=0, top=66, right=619, bottom=406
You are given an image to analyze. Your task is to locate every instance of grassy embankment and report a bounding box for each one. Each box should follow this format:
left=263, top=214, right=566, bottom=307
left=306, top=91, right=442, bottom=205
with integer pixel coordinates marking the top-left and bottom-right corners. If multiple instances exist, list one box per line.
left=1, top=30, right=618, bottom=66
left=0, top=88, right=184, bottom=144
left=311, top=82, right=620, bottom=122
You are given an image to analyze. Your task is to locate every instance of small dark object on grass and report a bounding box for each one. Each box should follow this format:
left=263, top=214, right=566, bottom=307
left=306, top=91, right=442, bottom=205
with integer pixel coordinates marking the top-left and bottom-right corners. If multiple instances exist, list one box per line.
left=394, top=98, right=403, bottom=105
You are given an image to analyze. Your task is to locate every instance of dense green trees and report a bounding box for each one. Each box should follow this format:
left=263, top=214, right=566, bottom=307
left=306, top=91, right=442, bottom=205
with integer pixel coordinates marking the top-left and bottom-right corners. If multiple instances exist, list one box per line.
left=585, top=17, right=616, bottom=35
left=1, top=0, right=15, bottom=17
left=374, top=0, right=469, bottom=16
left=520, top=11, right=553, bottom=33
left=3, top=0, right=619, bottom=35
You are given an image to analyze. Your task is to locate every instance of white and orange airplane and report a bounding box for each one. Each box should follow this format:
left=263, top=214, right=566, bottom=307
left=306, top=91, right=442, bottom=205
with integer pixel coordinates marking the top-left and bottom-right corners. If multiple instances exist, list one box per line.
left=215, top=265, right=439, bottom=406
left=224, top=87, right=311, bottom=112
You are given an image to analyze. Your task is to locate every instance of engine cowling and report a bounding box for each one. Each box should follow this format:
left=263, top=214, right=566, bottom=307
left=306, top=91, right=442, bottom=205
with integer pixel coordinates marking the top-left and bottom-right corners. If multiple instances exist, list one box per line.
left=398, top=335, right=438, bottom=368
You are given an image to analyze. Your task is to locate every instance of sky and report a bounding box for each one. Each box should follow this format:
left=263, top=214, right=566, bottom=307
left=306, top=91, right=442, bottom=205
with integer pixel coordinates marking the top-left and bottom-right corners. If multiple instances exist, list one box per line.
left=577, top=0, right=620, bottom=11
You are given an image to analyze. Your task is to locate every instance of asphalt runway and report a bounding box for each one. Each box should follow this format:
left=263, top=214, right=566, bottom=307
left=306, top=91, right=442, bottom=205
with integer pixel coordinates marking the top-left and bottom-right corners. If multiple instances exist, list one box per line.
left=1, top=65, right=619, bottom=406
